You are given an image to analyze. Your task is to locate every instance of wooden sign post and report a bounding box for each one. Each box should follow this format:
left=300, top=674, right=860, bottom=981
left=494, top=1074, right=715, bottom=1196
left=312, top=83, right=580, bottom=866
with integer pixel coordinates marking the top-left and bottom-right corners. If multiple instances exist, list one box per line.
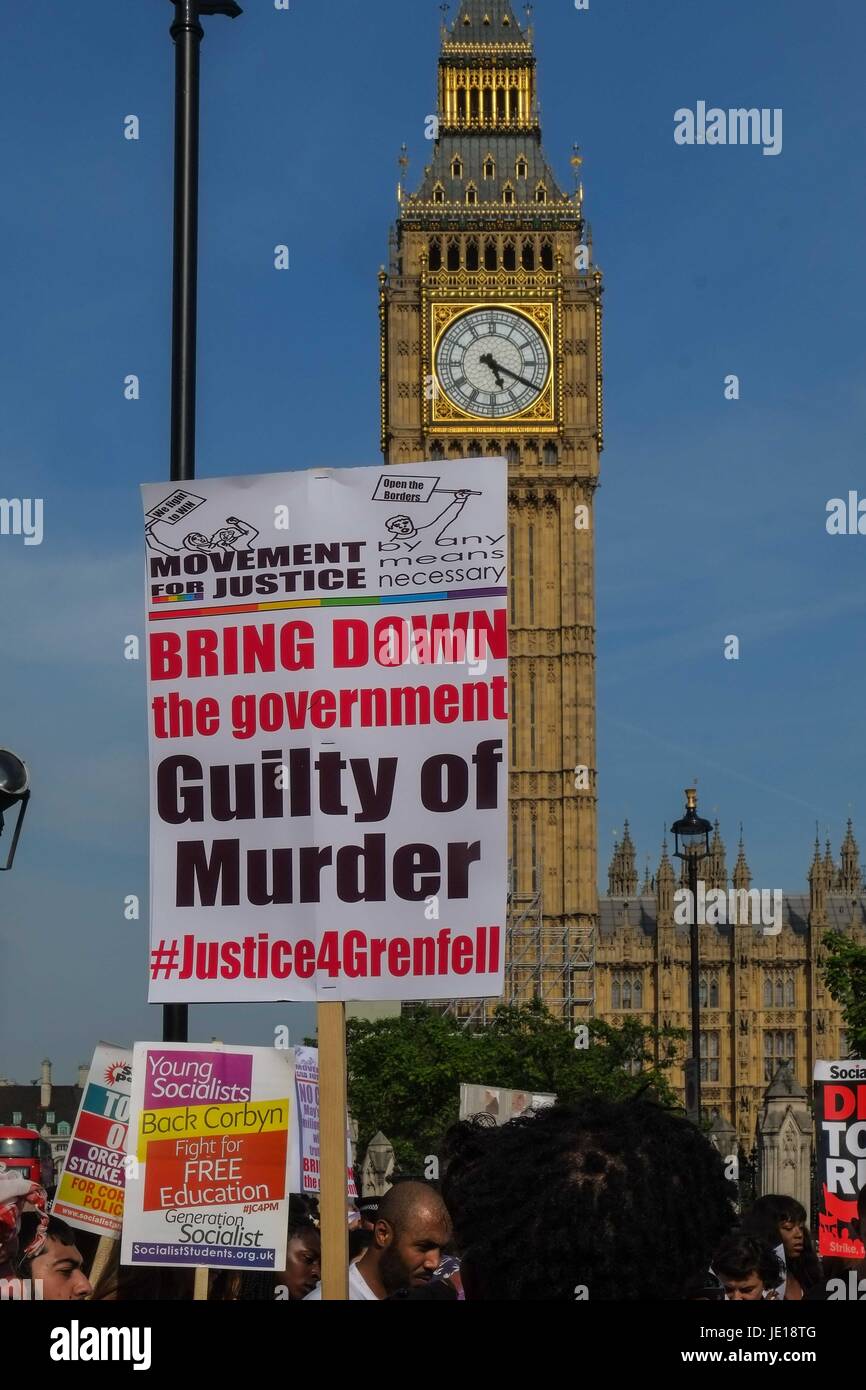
left=317, top=1001, right=350, bottom=1301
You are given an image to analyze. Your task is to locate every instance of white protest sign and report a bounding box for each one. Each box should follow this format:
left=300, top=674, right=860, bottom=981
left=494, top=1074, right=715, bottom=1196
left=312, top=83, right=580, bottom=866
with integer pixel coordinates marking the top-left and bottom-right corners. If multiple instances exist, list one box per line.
left=290, top=1046, right=357, bottom=1198
left=141, top=459, right=508, bottom=1003
left=121, top=1042, right=293, bottom=1272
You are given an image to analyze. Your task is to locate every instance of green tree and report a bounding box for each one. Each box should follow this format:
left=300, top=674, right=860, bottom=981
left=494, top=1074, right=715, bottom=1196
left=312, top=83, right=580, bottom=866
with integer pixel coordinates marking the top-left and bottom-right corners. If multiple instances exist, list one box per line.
left=823, top=931, right=866, bottom=1057
left=346, top=1001, right=684, bottom=1174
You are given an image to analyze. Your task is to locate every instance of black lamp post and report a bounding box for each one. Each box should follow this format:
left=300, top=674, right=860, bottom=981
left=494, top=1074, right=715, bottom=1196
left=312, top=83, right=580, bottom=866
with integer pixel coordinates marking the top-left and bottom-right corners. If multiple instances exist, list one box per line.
left=162, top=0, right=242, bottom=1047
left=0, top=749, right=30, bottom=872
left=671, top=787, right=712, bottom=1125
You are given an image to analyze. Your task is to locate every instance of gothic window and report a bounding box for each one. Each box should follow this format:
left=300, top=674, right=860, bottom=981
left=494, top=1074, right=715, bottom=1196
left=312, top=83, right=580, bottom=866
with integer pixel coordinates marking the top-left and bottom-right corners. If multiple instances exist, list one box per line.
left=611, top=973, right=642, bottom=1011
left=612, top=979, right=621, bottom=1009
left=521, top=238, right=535, bottom=270
left=428, top=237, right=442, bottom=271
left=535, top=182, right=547, bottom=204
left=699, top=978, right=708, bottom=1009
left=763, top=975, right=772, bottom=1008
left=429, top=441, right=445, bottom=460
left=466, top=183, right=478, bottom=207
left=700, top=1032, right=720, bottom=1083
left=484, top=156, right=496, bottom=179
left=503, top=237, right=517, bottom=270
left=432, top=183, right=445, bottom=205
left=503, top=184, right=515, bottom=207
left=510, top=86, right=520, bottom=120
left=467, top=439, right=483, bottom=458
left=786, top=977, right=795, bottom=1007
left=57, top=1121, right=70, bottom=1137
left=470, top=88, right=480, bottom=120
left=486, top=439, right=500, bottom=456
left=540, top=237, right=554, bottom=270
left=483, top=88, right=493, bottom=121
left=496, top=88, right=506, bottom=121
left=451, top=156, right=463, bottom=179
left=457, top=89, right=467, bottom=121
left=634, top=978, right=643, bottom=1009
left=516, top=156, right=528, bottom=179
left=447, top=440, right=462, bottom=459
left=529, top=668, right=536, bottom=765
left=710, top=978, right=719, bottom=1008
left=506, top=441, right=519, bottom=466
left=446, top=238, right=460, bottom=271
left=528, top=524, right=535, bottom=625
left=622, top=978, right=632, bottom=1009
left=484, top=236, right=497, bottom=270
left=763, top=1031, right=795, bottom=1082
left=465, top=236, right=479, bottom=270
left=543, top=441, right=557, bottom=467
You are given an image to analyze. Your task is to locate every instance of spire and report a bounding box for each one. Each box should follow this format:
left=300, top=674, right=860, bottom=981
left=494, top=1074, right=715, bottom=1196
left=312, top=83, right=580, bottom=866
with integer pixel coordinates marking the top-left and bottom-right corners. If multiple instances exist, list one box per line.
left=607, top=820, right=638, bottom=897
left=706, top=818, right=727, bottom=891
left=839, top=818, right=862, bottom=895
left=657, top=835, right=675, bottom=921
left=448, top=2, right=528, bottom=44
left=641, top=856, right=653, bottom=896
left=824, top=837, right=836, bottom=889
left=732, top=825, right=751, bottom=892
left=808, top=832, right=825, bottom=921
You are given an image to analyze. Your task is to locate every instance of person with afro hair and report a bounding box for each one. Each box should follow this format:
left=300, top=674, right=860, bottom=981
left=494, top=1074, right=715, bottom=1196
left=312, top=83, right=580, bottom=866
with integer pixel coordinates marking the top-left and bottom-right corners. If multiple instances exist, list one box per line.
left=441, top=1097, right=737, bottom=1300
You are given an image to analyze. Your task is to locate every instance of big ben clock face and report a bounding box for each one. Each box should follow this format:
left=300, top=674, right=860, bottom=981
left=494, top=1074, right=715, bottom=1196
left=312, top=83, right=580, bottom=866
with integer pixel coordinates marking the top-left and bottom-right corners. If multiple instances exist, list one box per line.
left=435, top=307, right=551, bottom=419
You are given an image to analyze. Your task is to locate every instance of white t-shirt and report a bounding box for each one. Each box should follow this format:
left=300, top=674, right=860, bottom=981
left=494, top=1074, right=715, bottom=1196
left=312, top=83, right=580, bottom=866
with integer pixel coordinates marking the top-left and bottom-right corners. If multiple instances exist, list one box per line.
left=304, top=1259, right=379, bottom=1301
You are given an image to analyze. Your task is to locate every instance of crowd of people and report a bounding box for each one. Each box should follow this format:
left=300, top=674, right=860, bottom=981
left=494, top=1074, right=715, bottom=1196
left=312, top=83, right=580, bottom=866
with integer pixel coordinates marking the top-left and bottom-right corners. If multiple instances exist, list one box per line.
left=2, top=1097, right=863, bottom=1301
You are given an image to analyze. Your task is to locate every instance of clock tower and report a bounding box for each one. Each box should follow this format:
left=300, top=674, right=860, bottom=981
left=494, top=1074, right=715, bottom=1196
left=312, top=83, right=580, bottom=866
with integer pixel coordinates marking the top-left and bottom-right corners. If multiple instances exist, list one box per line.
left=380, top=0, right=602, bottom=1023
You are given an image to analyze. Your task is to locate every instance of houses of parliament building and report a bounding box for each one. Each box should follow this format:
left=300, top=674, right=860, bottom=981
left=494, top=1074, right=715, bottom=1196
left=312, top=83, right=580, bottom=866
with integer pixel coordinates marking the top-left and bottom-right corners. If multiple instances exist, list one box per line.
left=381, top=1, right=861, bottom=1147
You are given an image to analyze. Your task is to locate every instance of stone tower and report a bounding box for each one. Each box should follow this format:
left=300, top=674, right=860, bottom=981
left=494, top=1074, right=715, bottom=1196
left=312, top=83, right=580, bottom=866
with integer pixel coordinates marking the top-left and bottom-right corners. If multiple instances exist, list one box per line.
left=380, top=1, right=603, bottom=1022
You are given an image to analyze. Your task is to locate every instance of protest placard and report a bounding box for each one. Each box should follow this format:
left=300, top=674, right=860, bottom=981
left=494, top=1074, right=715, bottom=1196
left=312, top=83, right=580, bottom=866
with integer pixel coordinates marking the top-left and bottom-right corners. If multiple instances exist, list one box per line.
left=52, top=1043, right=132, bottom=1237
left=290, top=1046, right=357, bottom=1198
left=814, top=1059, right=866, bottom=1259
left=120, top=1042, right=292, bottom=1271
left=141, top=459, right=508, bottom=1004
left=459, top=1083, right=556, bottom=1125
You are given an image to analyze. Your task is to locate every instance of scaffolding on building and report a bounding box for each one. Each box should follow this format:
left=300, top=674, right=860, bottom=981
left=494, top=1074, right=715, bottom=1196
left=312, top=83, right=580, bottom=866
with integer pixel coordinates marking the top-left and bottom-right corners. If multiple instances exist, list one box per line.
left=431, top=862, right=596, bottom=1029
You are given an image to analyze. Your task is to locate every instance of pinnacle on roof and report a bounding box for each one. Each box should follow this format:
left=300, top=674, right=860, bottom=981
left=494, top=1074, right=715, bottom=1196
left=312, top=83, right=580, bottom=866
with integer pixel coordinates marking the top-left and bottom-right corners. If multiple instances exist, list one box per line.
left=732, top=826, right=751, bottom=890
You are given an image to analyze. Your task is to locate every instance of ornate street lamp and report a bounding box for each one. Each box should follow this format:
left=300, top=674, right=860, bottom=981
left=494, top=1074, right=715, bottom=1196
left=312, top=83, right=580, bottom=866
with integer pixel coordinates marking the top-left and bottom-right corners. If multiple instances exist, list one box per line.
left=0, top=749, right=30, bottom=871
left=671, top=787, right=712, bottom=1125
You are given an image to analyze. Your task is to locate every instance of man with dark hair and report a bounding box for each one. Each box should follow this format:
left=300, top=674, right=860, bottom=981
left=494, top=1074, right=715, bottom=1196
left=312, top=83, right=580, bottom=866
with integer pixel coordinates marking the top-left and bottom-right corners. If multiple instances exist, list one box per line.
left=305, top=1181, right=451, bottom=1300
left=441, top=1098, right=736, bottom=1300
left=17, top=1215, right=91, bottom=1301
left=712, top=1234, right=782, bottom=1300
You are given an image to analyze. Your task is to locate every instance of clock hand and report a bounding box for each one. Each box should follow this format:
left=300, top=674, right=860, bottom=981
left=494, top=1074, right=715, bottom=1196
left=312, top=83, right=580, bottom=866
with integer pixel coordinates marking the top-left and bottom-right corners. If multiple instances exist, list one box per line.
left=479, top=351, right=506, bottom=389
left=496, top=361, right=541, bottom=392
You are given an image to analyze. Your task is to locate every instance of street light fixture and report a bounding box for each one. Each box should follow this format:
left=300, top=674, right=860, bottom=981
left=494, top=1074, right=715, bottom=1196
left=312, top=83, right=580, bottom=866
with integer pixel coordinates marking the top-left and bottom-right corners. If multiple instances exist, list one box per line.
left=0, top=749, right=31, bottom=871
left=161, top=0, right=242, bottom=1046
left=671, top=787, right=712, bottom=1126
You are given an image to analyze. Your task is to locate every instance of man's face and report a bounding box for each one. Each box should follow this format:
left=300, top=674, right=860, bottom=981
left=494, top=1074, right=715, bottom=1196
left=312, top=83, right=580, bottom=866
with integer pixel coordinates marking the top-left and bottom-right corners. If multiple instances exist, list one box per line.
left=376, top=1204, right=452, bottom=1295
left=31, top=1236, right=92, bottom=1300
left=386, top=516, right=414, bottom=537
left=779, top=1219, right=804, bottom=1261
left=721, top=1272, right=766, bottom=1301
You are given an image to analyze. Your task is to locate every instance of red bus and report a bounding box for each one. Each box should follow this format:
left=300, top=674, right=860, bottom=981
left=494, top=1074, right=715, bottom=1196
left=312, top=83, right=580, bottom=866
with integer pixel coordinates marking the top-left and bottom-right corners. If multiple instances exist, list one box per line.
left=0, top=1127, right=55, bottom=1189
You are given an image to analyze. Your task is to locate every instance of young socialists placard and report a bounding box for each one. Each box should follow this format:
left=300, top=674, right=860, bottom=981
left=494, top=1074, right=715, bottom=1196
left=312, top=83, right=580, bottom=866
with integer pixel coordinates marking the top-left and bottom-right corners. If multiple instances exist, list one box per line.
left=141, top=459, right=508, bottom=1003
left=121, top=1043, right=292, bottom=1270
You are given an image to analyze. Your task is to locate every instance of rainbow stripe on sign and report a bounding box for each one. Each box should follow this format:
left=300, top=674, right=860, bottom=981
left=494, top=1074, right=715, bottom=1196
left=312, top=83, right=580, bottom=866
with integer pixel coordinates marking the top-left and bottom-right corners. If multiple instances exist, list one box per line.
left=148, top=587, right=507, bottom=622
left=152, top=593, right=201, bottom=603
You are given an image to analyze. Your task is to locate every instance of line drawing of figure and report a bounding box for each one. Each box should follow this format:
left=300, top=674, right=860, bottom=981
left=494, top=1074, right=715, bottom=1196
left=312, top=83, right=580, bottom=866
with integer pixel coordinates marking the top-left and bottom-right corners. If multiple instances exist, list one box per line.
left=384, top=488, right=476, bottom=544
left=145, top=516, right=259, bottom=555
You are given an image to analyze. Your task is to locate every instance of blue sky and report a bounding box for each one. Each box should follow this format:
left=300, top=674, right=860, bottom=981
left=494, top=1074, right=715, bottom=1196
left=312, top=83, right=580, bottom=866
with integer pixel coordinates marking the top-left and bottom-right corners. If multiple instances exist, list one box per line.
left=1, top=0, right=864, bottom=1082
